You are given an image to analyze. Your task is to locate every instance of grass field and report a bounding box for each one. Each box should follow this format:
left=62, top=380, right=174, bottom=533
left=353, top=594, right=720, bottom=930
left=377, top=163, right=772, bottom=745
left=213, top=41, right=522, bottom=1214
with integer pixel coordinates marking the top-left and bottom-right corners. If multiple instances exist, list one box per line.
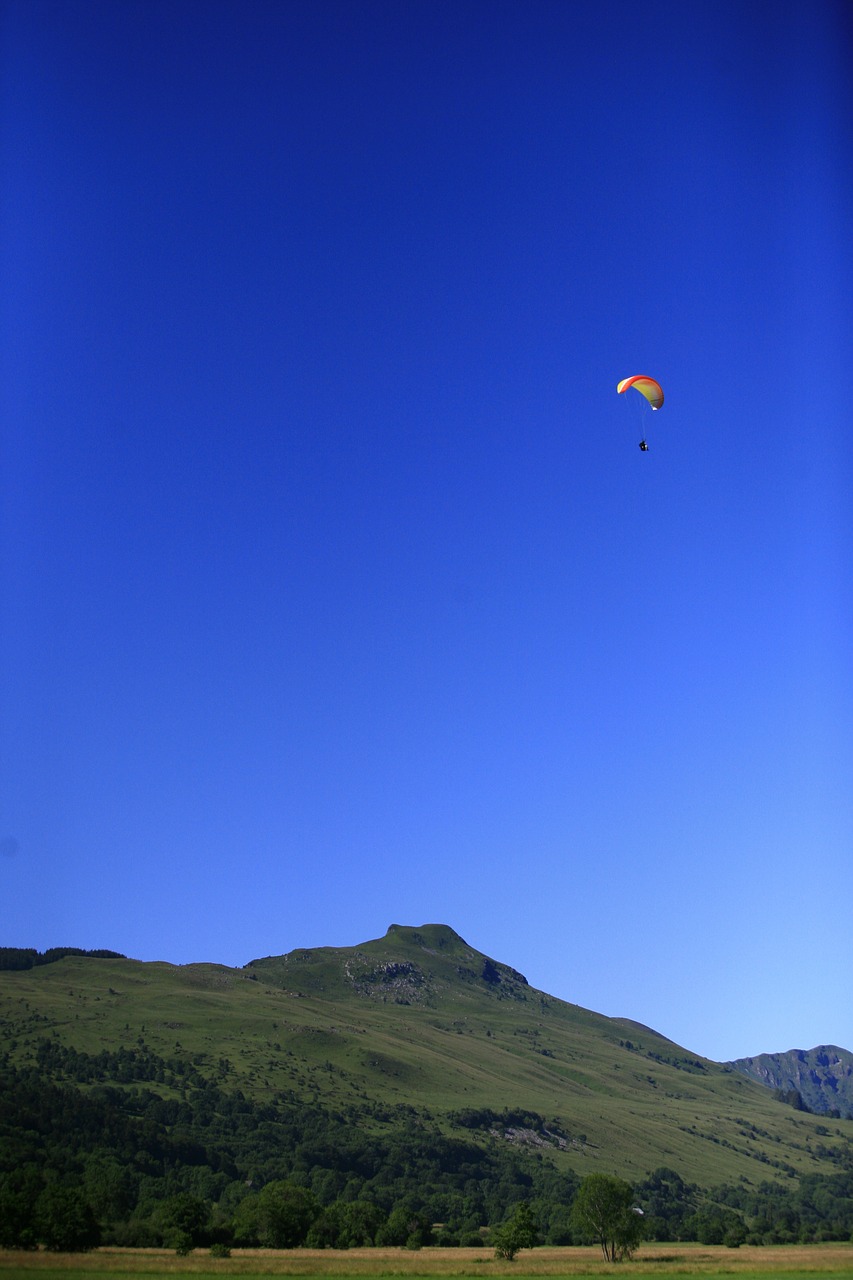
left=2, top=1245, right=853, bottom=1280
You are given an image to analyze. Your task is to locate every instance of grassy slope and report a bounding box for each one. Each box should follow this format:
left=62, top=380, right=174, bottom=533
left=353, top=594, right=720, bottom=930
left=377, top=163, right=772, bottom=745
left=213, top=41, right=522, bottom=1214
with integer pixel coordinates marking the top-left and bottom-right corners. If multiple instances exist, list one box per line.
left=2, top=924, right=852, bottom=1189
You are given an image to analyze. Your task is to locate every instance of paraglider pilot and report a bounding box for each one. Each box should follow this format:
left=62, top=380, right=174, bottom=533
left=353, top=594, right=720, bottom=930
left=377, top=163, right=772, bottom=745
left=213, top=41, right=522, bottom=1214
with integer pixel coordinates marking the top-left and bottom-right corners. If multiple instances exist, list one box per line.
left=617, top=376, right=663, bottom=454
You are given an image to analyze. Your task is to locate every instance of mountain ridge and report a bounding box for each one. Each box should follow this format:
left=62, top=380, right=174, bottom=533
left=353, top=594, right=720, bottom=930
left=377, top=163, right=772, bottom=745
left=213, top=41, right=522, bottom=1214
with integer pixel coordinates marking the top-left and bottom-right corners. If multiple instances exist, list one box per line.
left=5, top=920, right=850, bottom=1194
left=727, top=1045, right=853, bottom=1120
left=2, top=926, right=848, bottom=1073
left=4, top=923, right=853, bottom=1251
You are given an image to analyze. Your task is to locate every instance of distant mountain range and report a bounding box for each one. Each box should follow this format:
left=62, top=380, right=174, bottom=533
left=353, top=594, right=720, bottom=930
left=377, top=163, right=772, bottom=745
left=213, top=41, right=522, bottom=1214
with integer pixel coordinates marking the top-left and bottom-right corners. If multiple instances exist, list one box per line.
left=728, top=1046, right=853, bottom=1119
left=2, top=924, right=852, bottom=1191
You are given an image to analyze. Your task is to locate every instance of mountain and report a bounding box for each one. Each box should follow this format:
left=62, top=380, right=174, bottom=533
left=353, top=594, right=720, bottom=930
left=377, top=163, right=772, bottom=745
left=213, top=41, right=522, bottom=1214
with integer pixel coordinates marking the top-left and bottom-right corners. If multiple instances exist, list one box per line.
left=2, top=923, right=852, bottom=1194
left=728, top=1046, right=853, bottom=1119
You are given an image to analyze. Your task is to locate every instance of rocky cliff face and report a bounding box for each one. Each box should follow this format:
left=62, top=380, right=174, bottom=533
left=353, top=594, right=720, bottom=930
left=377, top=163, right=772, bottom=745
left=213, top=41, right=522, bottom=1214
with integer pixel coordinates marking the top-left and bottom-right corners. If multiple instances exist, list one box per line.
left=728, top=1045, right=853, bottom=1118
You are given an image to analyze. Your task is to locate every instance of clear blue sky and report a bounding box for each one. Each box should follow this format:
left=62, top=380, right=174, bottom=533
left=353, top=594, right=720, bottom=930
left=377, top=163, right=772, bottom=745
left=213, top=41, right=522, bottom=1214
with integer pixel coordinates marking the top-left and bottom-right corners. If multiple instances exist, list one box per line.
left=2, top=0, right=851, bottom=1064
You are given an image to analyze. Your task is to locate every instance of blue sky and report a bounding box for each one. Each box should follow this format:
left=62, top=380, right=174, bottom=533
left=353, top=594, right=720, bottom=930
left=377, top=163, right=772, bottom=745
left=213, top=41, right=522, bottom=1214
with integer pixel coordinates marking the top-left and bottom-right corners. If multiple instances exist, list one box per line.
left=2, top=0, right=851, bottom=1064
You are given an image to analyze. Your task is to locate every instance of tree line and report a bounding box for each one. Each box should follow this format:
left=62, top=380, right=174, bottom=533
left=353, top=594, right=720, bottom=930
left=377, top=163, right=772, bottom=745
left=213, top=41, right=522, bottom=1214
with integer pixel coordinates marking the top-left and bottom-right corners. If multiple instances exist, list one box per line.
left=0, top=948, right=126, bottom=971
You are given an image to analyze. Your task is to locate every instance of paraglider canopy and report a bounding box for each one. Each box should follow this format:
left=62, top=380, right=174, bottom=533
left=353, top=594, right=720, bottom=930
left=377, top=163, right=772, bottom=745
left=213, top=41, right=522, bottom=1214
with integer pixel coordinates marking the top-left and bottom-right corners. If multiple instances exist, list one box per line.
left=617, top=375, right=664, bottom=410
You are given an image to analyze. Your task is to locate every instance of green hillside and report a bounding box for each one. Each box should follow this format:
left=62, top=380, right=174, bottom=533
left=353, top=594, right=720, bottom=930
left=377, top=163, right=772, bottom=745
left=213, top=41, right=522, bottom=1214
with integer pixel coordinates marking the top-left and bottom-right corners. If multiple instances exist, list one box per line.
left=3, top=923, right=851, bottom=1194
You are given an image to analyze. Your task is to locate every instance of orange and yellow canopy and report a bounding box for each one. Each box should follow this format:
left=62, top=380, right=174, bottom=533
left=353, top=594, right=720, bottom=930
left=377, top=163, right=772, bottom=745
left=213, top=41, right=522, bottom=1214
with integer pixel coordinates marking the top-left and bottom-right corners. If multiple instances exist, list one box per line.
left=617, top=375, right=664, bottom=410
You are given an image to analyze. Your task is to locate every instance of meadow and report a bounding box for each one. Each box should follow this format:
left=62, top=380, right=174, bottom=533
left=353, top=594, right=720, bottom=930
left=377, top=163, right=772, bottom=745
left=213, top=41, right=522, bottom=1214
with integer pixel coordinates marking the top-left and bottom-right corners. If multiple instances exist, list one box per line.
left=1, top=1245, right=853, bottom=1280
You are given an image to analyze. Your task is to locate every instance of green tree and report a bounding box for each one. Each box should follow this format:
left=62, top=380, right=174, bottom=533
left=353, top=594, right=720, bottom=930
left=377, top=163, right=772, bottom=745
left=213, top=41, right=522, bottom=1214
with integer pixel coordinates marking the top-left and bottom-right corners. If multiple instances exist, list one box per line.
left=0, top=1168, right=43, bottom=1248
left=687, top=1206, right=747, bottom=1246
left=156, top=1192, right=208, bottom=1250
left=232, top=1192, right=262, bottom=1246
left=570, top=1174, right=644, bottom=1262
left=36, top=1185, right=101, bottom=1252
left=376, top=1203, right=433, bottom=1248
left=82, top=1154, right=135, bottom=1223
left=254, top=1181, right=318, bottom=1247
left=633, top=1166, right=698, bottom=1241
left=493, top=1201, right=538, bottom=1260
left=307, top=1199, right=385, bottom=1248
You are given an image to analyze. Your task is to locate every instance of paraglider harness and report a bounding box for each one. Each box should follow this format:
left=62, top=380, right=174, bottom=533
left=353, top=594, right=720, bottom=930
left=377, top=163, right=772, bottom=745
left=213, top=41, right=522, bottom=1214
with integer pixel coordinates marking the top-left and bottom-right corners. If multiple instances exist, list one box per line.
left=639, top=439, right=649, bottom=451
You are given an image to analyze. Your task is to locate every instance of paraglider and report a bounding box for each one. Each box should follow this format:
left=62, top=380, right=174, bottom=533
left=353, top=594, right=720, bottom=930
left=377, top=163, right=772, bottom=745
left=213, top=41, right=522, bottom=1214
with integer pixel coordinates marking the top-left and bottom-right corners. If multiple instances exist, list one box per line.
left=617, top=375, right=664, bottom=451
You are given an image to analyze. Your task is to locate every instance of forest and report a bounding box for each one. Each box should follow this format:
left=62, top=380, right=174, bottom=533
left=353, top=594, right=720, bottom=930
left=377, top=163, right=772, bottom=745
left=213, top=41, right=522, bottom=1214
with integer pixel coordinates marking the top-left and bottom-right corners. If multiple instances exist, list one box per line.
left=1, top=1039, right=852, bottom=1253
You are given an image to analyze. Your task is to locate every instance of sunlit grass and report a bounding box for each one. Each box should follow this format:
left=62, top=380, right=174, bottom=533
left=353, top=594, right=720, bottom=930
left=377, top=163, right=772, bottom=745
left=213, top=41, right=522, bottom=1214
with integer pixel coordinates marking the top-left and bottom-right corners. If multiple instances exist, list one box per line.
left=5, top=951, right=852, bottom=1192
left=2, top=1244, right=853, bottom=1279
